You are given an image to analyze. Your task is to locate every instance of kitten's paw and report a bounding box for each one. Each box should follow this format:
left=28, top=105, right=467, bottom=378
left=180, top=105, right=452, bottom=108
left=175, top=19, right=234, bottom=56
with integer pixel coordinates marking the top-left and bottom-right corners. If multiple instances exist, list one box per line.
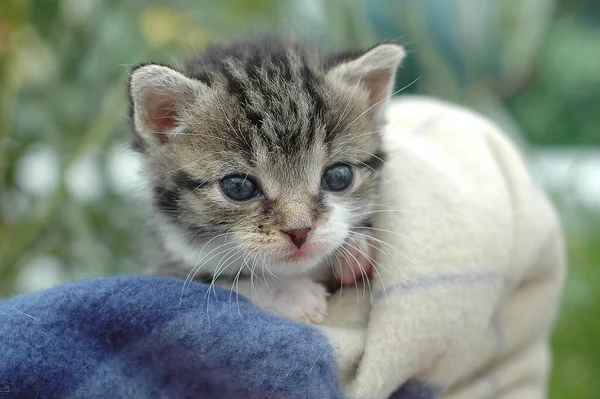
left=273, top=278, right=329, bottom=324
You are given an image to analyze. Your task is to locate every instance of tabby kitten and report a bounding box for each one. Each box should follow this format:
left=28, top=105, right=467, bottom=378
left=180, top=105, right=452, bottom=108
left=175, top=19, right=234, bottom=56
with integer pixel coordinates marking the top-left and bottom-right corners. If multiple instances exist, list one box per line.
left=128, top=35, right=405, bottom=323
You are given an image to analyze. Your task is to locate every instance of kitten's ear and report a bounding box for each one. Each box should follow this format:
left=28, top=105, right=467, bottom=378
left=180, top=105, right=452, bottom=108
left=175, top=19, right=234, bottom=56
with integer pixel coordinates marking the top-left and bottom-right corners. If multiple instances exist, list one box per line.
left=327, top=44, right=406, bottom=123
left=128, top=64, right=202, bottom=147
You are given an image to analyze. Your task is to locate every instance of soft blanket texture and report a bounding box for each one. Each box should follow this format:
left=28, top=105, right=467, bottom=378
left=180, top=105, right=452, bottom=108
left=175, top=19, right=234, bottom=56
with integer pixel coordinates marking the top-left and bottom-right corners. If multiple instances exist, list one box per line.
left=0, top=276, right=341, bottom=398
left=0, top=96, right=566, bottom=398
left=322, top=96, right=566, bottom=399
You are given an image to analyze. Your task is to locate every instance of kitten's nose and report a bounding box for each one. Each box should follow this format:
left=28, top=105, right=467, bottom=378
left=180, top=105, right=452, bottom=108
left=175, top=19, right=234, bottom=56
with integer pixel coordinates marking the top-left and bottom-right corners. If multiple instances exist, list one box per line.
left=282, top=228, right=312, bottom=249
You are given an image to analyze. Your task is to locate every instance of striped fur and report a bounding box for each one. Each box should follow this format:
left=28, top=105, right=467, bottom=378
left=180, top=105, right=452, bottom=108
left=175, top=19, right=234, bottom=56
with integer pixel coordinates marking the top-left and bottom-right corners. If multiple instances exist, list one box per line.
left=128, top=34, right=404, bottom=281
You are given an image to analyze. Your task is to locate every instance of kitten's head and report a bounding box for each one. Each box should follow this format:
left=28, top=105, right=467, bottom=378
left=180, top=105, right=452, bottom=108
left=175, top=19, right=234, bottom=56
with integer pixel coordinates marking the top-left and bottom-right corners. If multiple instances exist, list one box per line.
left=128, top=35, right=405, bottom=274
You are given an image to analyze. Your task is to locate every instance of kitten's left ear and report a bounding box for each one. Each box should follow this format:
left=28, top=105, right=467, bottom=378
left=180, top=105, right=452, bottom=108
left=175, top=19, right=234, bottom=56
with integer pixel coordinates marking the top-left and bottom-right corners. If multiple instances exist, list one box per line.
left=327, top=44, right=406, bottom=123
left=128, top=64, right=204, bottom=149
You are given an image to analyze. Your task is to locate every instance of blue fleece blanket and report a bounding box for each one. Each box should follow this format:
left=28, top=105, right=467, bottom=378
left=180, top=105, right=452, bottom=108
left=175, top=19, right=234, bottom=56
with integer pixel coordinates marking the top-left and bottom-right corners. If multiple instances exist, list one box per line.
left=0, top=276, right=341, bottom=398
left=0, top=276, right=428, bottom=399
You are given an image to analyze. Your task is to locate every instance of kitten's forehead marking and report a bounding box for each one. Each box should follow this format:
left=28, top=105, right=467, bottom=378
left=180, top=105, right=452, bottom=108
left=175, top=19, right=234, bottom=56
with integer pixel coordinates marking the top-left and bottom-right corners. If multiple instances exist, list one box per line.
left=183, top=38, right=337, bottom=154
left=252, top=140, right=326, bottom=199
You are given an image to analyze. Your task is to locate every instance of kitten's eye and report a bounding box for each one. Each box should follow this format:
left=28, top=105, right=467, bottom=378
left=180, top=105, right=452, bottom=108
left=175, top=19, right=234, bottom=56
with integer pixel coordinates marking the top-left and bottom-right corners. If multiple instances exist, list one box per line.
left=220, top=176, right=260, bottom=201
left=321, top=163, right=353, bottom=192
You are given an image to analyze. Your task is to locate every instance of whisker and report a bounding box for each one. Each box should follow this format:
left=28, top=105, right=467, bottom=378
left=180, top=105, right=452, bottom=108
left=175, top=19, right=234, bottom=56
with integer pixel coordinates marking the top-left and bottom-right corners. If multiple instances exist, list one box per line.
left=339, top=245, right=368, bottom=300
left=347, top=237, right=388, bottom=306
left=347, top=203, right=396, bottom=213
left=209, top=248, right=244, bottom=295
left=263, top=256, right=280, bottom=282
left=359, top=226, right=433, bottom=249
left=342, top=76, right=421, bottom=133
left=327, top=253, right=339, bottom=280
left=181, top=231, right=233, bottom=297
left=356, top=159, right=384, bottom=179
left=349, top=230, right=417, bottom=266
left=355, top=209, right=412, bottom=217
left=202, top=246, right=239, bottom=298
left=331, top=250, right=345, bottom=304
left=355, top=148, right=387, bottom=165
left=182, top=225, right=219, bottom=246
left=203, top=247, right=241, bottom=320
left=258, top=256, right=275, bottom=296
left=353, top=130, right=383, bottom=139
left=228, top=254, right=246, bottom=303
left=247, top=256, right=266, bottom=311
left=231, top=257, right=249, bottom=319
left=342, top=242, right=375, bottom=306
left=348, top=231, right=422, bottom=295
left=336, top=247, right=361, bottom=305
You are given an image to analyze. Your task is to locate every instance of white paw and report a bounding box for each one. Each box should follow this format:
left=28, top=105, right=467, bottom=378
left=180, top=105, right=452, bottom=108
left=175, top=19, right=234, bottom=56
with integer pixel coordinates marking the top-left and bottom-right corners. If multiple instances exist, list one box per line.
left=272, top=278, right=329, bottom=324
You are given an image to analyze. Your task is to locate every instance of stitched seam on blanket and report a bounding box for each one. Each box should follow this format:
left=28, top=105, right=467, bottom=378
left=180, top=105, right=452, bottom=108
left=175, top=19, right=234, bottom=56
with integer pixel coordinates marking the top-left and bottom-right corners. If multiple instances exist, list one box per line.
left=374, top=271, right=513, bottom=303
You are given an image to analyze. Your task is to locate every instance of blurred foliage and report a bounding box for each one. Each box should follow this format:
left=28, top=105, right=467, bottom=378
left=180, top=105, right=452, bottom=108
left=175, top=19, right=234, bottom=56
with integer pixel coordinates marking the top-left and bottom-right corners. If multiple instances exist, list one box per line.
left=552, top=212, right=600, bottom=398
left=0, top=0, right=599, bottom=397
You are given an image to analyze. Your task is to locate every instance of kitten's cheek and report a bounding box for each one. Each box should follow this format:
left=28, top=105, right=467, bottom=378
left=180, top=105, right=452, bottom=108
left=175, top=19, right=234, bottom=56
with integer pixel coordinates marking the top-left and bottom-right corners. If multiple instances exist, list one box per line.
left=335, top=240, right=375, bottom=286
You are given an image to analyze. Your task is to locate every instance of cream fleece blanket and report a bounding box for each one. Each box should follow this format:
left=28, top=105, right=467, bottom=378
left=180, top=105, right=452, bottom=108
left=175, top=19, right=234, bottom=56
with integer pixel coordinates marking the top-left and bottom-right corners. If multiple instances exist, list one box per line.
left=321, top=96, right=566, bottom=399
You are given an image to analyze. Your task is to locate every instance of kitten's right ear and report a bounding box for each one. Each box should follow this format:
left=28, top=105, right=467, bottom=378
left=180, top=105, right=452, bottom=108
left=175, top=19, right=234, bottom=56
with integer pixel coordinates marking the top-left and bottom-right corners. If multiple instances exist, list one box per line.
left=128, top=64, right=201, bottom=147
left=326, top=44, right=405, bottom=125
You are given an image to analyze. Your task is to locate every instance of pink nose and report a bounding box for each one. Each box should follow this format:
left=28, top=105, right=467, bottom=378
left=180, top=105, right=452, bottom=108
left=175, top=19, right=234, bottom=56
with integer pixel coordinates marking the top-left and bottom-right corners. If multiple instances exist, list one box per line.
left=282, top=228, right=311, bottom=249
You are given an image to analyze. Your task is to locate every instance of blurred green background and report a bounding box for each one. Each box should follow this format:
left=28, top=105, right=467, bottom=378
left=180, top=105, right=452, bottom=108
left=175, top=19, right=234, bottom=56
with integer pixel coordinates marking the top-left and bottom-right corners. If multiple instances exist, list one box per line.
left=1, top=0, right=599, bottom=397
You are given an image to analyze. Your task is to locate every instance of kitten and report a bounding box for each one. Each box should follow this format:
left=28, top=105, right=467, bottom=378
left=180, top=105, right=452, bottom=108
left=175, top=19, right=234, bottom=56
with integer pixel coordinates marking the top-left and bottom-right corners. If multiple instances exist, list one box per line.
left=127, top=35, right=405, bottom=323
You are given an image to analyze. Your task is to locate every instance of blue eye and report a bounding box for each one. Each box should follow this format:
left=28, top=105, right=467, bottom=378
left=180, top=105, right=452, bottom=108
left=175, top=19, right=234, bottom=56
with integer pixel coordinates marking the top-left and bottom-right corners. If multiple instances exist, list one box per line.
left=321, top=164, right=353, bottom=192
left=220, top=176, right=260, bottom=201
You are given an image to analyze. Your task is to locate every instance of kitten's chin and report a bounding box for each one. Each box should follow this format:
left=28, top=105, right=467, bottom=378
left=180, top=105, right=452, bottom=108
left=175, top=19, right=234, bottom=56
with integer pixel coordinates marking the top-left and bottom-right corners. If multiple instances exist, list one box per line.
left=266, top=245, right=334, bottom=275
